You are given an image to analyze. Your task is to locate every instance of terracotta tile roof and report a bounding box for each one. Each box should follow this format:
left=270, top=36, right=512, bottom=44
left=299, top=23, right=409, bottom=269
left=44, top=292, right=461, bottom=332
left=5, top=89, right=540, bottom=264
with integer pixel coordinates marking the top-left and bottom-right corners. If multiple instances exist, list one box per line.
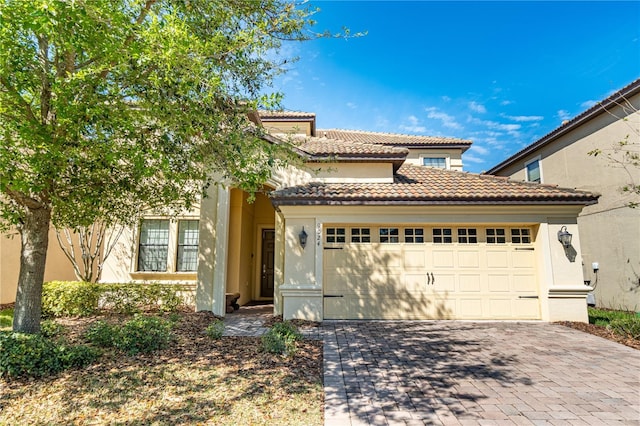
left=317, top=129, right=472, bottom=151
left=290, top=135, right=408, bottom=159
left=486, top=78, right=640, bottom=174
left=271, top=164, right=600, bottom=206
left=258, top=110, right=316, bottom=119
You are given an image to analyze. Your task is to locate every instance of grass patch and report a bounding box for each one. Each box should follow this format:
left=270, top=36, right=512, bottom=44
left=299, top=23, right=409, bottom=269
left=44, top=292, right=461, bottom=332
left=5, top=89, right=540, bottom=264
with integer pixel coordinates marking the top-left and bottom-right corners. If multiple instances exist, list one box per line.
left=0, top=308, right=12, bottom=329
left=588, top=307, right=636, bottom=326
left=0, top=311, right=323, bottom=425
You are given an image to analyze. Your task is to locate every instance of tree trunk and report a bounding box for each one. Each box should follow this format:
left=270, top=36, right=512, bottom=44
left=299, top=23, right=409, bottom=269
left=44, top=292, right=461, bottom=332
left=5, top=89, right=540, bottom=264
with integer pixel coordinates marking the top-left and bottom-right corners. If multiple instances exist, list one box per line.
left=13, top=206, right=51, bottom=334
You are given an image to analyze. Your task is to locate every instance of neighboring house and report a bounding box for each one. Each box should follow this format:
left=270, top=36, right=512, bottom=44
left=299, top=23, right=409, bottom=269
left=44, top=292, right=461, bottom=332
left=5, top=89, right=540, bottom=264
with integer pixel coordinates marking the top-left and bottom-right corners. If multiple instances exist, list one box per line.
left=486, top=78, right=640, bottom=312
left=103, top=111, right=599, bottom=322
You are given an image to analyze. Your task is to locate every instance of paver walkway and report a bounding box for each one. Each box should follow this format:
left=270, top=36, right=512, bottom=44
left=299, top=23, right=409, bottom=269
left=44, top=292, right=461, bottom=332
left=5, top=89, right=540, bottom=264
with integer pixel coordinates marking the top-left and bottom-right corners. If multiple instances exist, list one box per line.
left=323, top=321, right=640, bottom=425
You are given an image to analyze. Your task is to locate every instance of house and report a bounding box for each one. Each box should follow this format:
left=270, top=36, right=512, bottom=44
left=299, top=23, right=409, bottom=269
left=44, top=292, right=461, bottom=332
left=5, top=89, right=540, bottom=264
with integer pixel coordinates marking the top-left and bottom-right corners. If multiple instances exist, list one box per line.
left=102, top=111, right=599, bottom=322
left=486, top=78, right=640, bottom=312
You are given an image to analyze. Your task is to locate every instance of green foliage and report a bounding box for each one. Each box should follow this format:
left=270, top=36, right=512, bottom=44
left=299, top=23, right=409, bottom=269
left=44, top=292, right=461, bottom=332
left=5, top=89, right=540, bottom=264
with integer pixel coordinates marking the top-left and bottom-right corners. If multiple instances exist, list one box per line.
left=85, top=315, right=174, bottom=355
left=608, top=317, right=640, bottom=340
left=42, top=281, right=102, bottom=317
left=0, top=308, right=12, bottom=328
left=39, top=320, right=66, bottom=339
left=42, top=281, right=188, bottom=317
left=205, top=319, right=225, bottom=340
left=0, top=331, right=99, bottom=379
left=261, top=321, right=302, bottom=356
left=588, top=307, right=635, bottom=326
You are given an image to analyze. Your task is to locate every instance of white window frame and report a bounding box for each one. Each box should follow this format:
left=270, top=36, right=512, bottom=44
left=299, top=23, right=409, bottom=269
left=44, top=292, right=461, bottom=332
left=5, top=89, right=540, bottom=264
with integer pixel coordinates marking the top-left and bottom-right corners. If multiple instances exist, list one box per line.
left=420, top=155, right=449, bottom=169
left=136, top=217, right=200, bottom=273
left=524, top=156, right=542, bottom=183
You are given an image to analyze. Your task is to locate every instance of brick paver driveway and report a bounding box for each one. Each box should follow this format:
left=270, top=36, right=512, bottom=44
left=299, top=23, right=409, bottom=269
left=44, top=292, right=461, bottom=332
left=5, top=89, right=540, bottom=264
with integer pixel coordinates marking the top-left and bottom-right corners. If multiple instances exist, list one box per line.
left=323, top=321, right=640, bottom=425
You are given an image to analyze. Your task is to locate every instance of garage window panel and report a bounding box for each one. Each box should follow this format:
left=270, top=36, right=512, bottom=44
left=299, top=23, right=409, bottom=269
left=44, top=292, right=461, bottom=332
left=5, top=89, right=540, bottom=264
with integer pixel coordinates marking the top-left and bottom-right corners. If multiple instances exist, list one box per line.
left=433, top=228, right=453, bottom=244
left=326, top=227, right=346, bottom=244
left=511, top=228, right=532, bottom=244
left=404, top=228, right=424, bottom=243
left=486, top=228, right=506, bottom=244
left=457, top=228, right=478, bottom=244
left=380, top=227, right=400, bottom=243
left=351, top=228, right=371, bottom=243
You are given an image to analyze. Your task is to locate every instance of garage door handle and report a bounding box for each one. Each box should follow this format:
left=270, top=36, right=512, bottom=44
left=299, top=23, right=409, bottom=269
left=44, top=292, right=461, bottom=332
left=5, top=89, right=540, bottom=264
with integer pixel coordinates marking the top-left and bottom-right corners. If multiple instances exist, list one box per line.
left=324, top=295, right=344, bottom=298
left=518, top=295, right=539, bottom=299
left=426, top=272, right=434, bottom=285
left=324, top=247, right=344, bottom=250
left=515, top=247, right=535, bottom=251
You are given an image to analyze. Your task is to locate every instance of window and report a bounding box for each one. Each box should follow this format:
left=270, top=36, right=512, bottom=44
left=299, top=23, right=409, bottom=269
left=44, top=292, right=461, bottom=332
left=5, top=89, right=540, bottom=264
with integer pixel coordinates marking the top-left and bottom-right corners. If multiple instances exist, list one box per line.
left=351, top=228, right=371, bottom=243
left=486, top=228, right=506, bottom=244
left=422, top=157, right=447, bottom=169
left=525, top=158, right=541, bottom=183
left=379, top=227, right=399, bottom=243
left=511, top=228, right=532, bottom=244
left=137, top=218, right=199, bottom=272
left=326, top=227, right=346, bottom=244
left=404, top=228, right=424, bottom=243
left=457, top=228, right=478, bottom=244
left=177, top=220, right=199, bottom=272
left=138, top=219, right=170, bottom=272
left=433, top=228, right=453, bottom=244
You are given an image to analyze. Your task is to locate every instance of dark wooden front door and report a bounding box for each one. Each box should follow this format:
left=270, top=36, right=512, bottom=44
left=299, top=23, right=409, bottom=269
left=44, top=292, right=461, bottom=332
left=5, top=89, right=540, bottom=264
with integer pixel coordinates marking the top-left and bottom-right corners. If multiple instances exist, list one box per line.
left=260, top=229, right=275, bottom=298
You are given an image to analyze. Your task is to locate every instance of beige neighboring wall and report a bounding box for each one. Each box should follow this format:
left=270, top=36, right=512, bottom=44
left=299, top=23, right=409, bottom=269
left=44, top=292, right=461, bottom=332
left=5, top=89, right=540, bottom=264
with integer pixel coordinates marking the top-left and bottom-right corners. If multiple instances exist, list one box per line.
left=490, top=91, right=640, bottom=311
left=404, top=148, right=465, bottom=171
left=0, top=227, right=85, bottom=304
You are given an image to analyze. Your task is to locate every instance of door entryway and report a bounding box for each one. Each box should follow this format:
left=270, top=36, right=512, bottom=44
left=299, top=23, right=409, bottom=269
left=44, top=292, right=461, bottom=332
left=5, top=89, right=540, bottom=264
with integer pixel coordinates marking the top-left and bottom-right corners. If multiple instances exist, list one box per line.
left=260, top=229, right=275, bottom=298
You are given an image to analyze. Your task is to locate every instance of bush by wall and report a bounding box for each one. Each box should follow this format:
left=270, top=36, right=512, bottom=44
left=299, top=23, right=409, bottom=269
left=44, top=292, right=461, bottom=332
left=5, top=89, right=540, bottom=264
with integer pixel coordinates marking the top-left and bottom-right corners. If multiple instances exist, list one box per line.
left=261, top=321, right=302, bottom=356
left=85, top=314, right=175, bottom=355
left=42, top=281, right=191, bottom=317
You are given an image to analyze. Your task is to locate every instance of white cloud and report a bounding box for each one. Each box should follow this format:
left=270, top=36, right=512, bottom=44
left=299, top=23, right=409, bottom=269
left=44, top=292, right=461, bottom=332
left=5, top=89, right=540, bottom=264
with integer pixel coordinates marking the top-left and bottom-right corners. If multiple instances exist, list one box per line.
left=502, top=114, right=544, bottom=122
left=468, top=101, right=487, bottom=114
left=557, top=110, right=572, bottom=121
left=469, top=116, right=521, bottom=132
left=425, top=107, right=462, bottom=129
left=346, top=102, right=357, bottom=110
left=463, top=154, right=485, bottom=164
left=580, top=100, right=597, bottom=109
left=500, top=100, right=513, bottom=106
left=399, top=115, right=426, bottom=133
left=441, top=96, right=452, bottom=102
left=469, top=144, right=489, bottom=155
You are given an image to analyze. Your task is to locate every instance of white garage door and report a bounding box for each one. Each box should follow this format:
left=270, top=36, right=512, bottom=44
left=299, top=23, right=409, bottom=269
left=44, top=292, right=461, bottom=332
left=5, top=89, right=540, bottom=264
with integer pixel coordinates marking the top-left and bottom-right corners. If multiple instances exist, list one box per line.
left=323, top=225, right=540, bottom=320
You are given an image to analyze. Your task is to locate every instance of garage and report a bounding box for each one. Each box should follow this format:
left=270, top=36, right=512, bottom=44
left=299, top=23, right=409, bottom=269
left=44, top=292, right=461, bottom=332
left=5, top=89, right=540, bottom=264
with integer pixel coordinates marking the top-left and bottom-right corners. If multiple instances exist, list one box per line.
left=323, top=224, right=540, bottom=320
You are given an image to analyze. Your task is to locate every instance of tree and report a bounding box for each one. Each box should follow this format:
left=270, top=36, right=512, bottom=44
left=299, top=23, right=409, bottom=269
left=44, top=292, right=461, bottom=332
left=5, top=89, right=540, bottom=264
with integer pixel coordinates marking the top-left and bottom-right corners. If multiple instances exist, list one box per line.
left=0, top=0, right=323, bottom=333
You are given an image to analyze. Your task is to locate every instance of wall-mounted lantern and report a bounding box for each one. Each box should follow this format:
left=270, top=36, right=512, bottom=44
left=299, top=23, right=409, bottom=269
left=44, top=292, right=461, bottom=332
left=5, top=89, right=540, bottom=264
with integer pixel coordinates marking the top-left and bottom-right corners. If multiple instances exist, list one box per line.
left=557, top=226, right=573, bottom=248
left=298, top=226, right=308, bottom=249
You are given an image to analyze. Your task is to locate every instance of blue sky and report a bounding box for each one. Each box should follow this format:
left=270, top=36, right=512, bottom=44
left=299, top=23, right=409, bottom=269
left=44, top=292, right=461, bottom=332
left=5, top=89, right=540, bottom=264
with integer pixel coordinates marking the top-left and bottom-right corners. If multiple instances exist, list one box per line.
left=273, top=1, right=640, bottom=173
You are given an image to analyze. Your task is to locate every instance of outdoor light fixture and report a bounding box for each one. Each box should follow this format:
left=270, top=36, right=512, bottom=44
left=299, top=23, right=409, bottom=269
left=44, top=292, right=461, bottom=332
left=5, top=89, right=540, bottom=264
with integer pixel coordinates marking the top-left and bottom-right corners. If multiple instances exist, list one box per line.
left=298, top=226, right=308, bottom=249
left=557, top=226, right=572, bottom=248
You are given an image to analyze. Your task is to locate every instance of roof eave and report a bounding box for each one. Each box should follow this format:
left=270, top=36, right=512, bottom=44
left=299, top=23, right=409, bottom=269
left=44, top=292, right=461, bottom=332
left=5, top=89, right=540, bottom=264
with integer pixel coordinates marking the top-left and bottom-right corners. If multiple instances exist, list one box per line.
left=271, top=197, right=600, bottom=207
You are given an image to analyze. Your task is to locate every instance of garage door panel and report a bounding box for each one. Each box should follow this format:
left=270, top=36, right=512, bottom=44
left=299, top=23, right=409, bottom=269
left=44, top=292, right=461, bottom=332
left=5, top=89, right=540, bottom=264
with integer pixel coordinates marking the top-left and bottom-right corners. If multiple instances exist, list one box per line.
left=404, top=249, right=427, bottom=269
left=487, top=251, right=509, bottom=268
left=459, top=298, right=483, bottom=318
left=433, top=250, right=454, bottom=268
left=434, top=273, right=456, bottom=291
left=459, top=274, right=481, bottom=292
left=513, top=274, right=537, bottom=292
left=488, top=274, right=510, bottom=292
left=513, top=250, right=535, bottom=268
left=513, top=298, right=540, bottom=319
left=404, top=273, right=429, bottom=292
left=458, top=251, right=480, bottom=268
left=488, top=298, right=513, bottom=318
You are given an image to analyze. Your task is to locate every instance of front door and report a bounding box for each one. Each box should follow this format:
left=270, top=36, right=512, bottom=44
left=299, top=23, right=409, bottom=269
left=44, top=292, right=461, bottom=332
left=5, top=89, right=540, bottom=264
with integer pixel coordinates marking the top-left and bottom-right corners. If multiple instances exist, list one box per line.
left=260, top=229, right=275, bottom=298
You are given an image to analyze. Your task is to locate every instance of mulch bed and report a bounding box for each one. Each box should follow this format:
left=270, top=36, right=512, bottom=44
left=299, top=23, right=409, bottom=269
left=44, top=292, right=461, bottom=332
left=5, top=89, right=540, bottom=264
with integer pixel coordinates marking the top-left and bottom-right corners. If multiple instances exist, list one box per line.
left=556, top=321, right=640, bottom=350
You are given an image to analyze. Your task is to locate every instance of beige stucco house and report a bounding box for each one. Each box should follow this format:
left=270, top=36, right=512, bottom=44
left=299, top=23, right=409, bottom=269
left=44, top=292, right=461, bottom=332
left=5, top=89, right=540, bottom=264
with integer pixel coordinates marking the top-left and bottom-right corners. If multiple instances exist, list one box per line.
left=486, top=78, right=640, bottom=312
left=102, top=111, right=599, bottom=322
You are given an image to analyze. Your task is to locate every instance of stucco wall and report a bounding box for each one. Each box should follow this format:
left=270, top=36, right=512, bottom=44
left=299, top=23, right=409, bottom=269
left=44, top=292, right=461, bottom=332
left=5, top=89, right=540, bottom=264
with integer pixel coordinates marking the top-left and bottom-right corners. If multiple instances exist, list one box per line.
left=404, top=148, right=464, bottom=171
left=491, top=96, right=640, bottom=310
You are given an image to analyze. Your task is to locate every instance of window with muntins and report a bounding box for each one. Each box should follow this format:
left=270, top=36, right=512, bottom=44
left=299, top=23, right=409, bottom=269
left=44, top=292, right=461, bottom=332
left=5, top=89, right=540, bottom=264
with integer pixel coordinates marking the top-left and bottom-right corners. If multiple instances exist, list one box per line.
left=486, top=228, right=506, bottom=244
left=404, top=228, right=424, bottom=243
left=422, top=157, right=447, bottom=169
left=379, top=227, right=399, bottom=243
left=326, top=227, right=346, bottom=244
left=433, top=228, right=453, bottom=244
left=511, top=228, right=532, bottom=244
left=138, top=219, right=170, bottom=271
left=177, top=220, right=199, bottom=272
left=457, top=228, right=478, bottom=244
left=351, top=228, right=371, bottom=243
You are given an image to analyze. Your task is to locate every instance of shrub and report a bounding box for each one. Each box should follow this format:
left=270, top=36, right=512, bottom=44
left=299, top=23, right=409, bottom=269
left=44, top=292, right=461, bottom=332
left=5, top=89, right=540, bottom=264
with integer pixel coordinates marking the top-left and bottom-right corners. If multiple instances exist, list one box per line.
left=261, top=321, right=302, bottom=356
left=0, top=331, right=99, bottom=379
left=608, top=317, right=640, bottom=340
left=85, top=315, right=174, bottom=355
left=42, top=281, right=102, bottom=317
left=205, top=319, right=225, bottom=339
left=588, top=307, right=635, bottom=327
left=39, top=320, right=66, bottom=339
left=42, top=281, right=190, bottom=317
left=0, top=308, right=12, bottom=329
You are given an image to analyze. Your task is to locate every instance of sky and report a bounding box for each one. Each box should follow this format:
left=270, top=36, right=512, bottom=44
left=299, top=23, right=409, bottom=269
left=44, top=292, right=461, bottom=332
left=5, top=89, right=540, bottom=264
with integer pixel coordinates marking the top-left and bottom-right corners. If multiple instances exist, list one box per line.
left=272, top=1, right=640, bottom=173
